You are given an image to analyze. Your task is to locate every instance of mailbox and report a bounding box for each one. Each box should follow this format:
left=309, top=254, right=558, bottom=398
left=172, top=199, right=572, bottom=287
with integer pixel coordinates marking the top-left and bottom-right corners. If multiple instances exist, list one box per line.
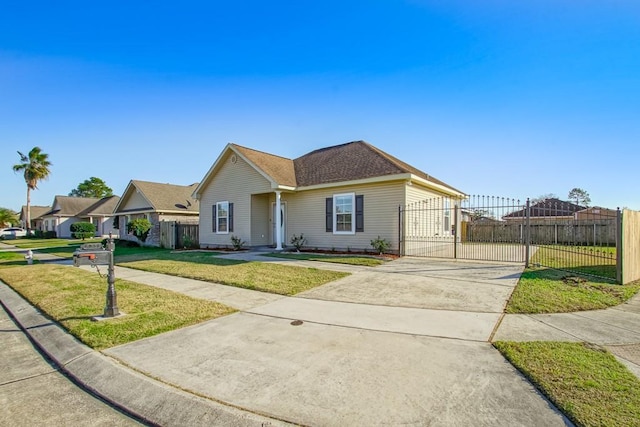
left=73, top=243, right=111, bottom=267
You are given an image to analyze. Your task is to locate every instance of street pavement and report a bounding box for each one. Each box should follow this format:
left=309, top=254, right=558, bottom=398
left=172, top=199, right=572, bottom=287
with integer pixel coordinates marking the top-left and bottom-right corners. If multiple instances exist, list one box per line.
left=2, top=244, right=638, bottom=425
left=0, top=303, right=141, bottom=426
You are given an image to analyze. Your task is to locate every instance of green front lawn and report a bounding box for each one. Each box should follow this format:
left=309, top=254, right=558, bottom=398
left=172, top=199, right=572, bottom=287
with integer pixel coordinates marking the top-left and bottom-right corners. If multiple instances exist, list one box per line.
left=0, top=264, right=235, bottom=350
left=506, top=266, right=640, bottom=313
left=119, top=254, right=349, bottom=295
left=495, top=341, right=640, bottom=427
left=4, top=237, right=103, bottom=249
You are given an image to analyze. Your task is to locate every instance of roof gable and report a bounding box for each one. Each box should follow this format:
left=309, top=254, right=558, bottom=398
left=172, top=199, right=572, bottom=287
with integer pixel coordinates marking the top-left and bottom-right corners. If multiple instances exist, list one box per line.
left=115, top=180, right=199, bottom=214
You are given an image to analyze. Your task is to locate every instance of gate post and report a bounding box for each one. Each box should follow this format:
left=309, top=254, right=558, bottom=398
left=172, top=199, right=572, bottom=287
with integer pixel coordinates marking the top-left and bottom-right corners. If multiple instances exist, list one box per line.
left=398, top=205, right=403, bottom=256
left=616, top=208, right=622, bottom=284
left=453, top=203, right=459, bottom=259
left=525, top=198, right=531, bottom=268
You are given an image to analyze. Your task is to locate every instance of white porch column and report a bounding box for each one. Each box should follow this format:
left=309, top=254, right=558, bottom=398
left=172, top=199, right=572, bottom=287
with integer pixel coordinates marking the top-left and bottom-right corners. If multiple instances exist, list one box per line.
left=275, top=190, right=283, bottom=250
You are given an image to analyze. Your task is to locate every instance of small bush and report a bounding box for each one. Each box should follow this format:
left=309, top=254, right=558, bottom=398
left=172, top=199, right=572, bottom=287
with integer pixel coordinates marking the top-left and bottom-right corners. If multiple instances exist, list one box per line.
left=230, top=235, right=246, bottom=251
left=70, top=222, right=96, bottom=240
left=127, top=218, right=152, bottom=242
left=370, top=236, right=391, bottom=255
left=44, top=230, right=57, bottom=239
left=290, top=233, right=307, bottom=252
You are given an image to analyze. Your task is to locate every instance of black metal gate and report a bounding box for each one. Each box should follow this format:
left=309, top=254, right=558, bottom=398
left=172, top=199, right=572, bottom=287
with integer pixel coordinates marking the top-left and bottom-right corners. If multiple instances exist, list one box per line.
left=399, top=195, right=620, bottom=281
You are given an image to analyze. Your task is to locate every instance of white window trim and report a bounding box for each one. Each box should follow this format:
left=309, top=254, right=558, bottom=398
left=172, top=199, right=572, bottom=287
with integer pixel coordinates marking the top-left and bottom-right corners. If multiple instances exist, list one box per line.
left=333, top=192, right=355, bottom=235
left=216, top=201, right=230, bottom=234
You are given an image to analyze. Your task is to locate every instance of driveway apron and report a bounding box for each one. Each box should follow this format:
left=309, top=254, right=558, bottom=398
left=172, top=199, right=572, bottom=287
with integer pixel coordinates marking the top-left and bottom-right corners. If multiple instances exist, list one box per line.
left=104, top=257, right=571, bottom=426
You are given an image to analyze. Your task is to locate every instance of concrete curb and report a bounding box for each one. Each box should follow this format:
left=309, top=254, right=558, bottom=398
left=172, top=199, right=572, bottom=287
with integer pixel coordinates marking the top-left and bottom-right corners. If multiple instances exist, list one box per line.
left=0, top=282, right=292, bottom=427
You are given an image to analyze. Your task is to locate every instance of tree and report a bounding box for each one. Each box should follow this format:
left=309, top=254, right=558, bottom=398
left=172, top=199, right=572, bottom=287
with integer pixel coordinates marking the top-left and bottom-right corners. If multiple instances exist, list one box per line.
left=530, top=193, right=557, bottom=204
left=0, top=207, right=18, bottom=228
left=69, top=177, right=114, bottom=198
left=568, top=188, right=591, bottom=207
left=13, top=147, right=52, bottom=234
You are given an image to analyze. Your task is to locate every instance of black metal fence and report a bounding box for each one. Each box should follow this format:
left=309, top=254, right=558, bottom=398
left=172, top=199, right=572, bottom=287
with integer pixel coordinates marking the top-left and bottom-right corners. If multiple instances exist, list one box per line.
left=399, top=195, right=621, bottom=281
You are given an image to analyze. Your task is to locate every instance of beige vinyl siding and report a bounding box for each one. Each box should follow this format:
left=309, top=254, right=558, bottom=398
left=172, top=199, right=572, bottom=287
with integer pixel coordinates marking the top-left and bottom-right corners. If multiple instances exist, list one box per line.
left=199, top=153, right=273, bottom=247
left=121, top=189, right=150, bottom=211
left=285, top=181, right=406, bottom=253
left=405, top=183, right=444, bottom=205
left=251, top=194, right=270, bottom=245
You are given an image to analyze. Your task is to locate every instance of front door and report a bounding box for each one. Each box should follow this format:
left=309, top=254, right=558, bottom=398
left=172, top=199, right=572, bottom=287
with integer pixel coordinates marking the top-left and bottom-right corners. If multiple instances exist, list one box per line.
left=272, top=202, right=287, bottom=246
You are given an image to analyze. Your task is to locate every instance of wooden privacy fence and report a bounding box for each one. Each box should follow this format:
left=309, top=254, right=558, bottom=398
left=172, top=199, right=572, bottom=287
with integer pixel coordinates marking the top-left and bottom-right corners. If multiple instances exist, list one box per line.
left=621, top=209, right=640, bottom=285
left=159, top=221, right=199, bottom=249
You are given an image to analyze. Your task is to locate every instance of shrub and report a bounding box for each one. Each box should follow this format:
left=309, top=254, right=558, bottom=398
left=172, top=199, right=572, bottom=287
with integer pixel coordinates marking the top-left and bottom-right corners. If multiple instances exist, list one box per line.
left=370, top=236, right=391, bottom=255
left=230, top=235, right=245, bottom=251
left=70, top=222, right=96, bottom=240
left=44, top=230, right=57, bottom=239
left=127, top=218, right=152, bottom=242
left=290, top=233, right=307, bottom=252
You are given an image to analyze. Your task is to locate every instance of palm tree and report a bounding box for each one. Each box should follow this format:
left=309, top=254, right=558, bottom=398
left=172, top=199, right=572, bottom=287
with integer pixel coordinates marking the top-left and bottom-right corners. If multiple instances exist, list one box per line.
left=13, top=147, right=52, bottom=234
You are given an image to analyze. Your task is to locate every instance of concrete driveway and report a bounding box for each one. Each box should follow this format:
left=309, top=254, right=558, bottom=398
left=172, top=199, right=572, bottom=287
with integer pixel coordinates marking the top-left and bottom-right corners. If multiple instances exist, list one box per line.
left=104, top=257, right=571, bottom=426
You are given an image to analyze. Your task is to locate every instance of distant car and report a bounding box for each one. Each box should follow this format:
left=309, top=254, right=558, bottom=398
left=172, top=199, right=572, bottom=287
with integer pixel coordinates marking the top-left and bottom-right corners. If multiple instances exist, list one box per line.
left=0, top=227, right=27, bottom=239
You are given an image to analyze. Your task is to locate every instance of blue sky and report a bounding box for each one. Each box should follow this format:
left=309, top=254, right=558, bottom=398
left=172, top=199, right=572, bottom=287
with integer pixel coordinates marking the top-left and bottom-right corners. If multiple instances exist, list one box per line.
left=2, top=1, right=639, bottom=213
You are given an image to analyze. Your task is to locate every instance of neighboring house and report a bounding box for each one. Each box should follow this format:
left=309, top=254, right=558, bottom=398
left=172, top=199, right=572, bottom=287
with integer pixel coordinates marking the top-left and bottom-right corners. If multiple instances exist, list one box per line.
left=192, top=140, right=465, bottom=253
left=19, top=205, right=50, bottom=230
left=503, top=198, right=585, bottom=222
left=574, top=206, right=617, bottom=221
left=40, top=195, right=121, bottom=238
left=113, top=180, right=199, bottom=246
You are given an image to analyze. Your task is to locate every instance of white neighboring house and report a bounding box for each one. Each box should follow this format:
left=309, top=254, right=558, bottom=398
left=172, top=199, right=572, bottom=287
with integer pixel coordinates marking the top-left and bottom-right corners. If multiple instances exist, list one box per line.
left=40, top=195, right=121, bottom=238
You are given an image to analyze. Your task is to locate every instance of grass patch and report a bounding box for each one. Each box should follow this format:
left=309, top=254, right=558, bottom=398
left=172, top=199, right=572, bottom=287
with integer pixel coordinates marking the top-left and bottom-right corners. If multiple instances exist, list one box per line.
left=36, top=243, right=174, bottom=260
left=532, top=245, right=617, bottom=279
left=494, top=341, right=640, bottom=427
left=0, top=264, right=235, bottom=350
left=265, top=252, right=384, bottom=267
left=4, top=238, right=103, bottom=250
left=119, top=254, right=349, bottom=295
left=0, top=251, right=35, bottom=269
left=506, top=266, right=640, bottom=313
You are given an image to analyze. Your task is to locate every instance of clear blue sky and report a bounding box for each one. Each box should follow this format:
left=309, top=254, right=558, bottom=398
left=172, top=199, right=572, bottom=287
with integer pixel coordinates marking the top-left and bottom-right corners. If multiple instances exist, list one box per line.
left=2, top=1, right=639, bottom=213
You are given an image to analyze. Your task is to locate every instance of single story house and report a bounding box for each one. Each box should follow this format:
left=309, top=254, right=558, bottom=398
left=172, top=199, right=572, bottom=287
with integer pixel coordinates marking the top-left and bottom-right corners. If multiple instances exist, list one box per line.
left=40, top=195, right=120, bottom=238
left=113, top=180, right=199, bottom=246
left=19, top=205, right=50, bottom=230
left=192, top=140, right=465, bottom=253
left=503, top=198, right=585, bottom=222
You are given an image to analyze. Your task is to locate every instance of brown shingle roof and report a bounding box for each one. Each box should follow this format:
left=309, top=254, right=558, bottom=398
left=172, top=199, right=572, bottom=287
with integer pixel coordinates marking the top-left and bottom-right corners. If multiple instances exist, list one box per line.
left=504, top=198, right=585, bottom=218
left=21, top=205, right=50, bottom=220
left=78, top=195, right=121, bottom=216
left=130, top=180, right=199, bottom=213
left=45, top=196, right=101, bottom=216
left=293, top=141, right=461, bottom=193
left=232, top=144, right=297, bottom=187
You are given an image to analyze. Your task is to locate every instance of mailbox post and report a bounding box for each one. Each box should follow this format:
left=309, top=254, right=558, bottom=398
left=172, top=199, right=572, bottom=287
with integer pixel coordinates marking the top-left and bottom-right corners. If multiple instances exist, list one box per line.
left=103, top=236, right=119, bottom=317
left=73, top=233, right=120, bottom=319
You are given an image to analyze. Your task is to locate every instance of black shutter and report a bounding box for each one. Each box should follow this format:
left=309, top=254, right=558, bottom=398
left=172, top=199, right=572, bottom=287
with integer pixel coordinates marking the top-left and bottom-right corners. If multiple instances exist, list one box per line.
left=229, top=203, right=234, bottom=232
left=355, top=195, right=364, bottom=232
left=325, top=197, right=333, bottom=232
left=212, top=205, right=217, bottom=232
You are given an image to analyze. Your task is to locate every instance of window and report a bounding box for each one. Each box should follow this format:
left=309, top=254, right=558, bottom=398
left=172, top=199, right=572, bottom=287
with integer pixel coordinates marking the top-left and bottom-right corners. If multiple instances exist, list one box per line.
left=326, top=193, right=364, bottom=234
left=443, top=199, right=451, bottom=234
left=334, top=194, right=354, bottom=233
left=213, top=201, right=233, bottom=234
